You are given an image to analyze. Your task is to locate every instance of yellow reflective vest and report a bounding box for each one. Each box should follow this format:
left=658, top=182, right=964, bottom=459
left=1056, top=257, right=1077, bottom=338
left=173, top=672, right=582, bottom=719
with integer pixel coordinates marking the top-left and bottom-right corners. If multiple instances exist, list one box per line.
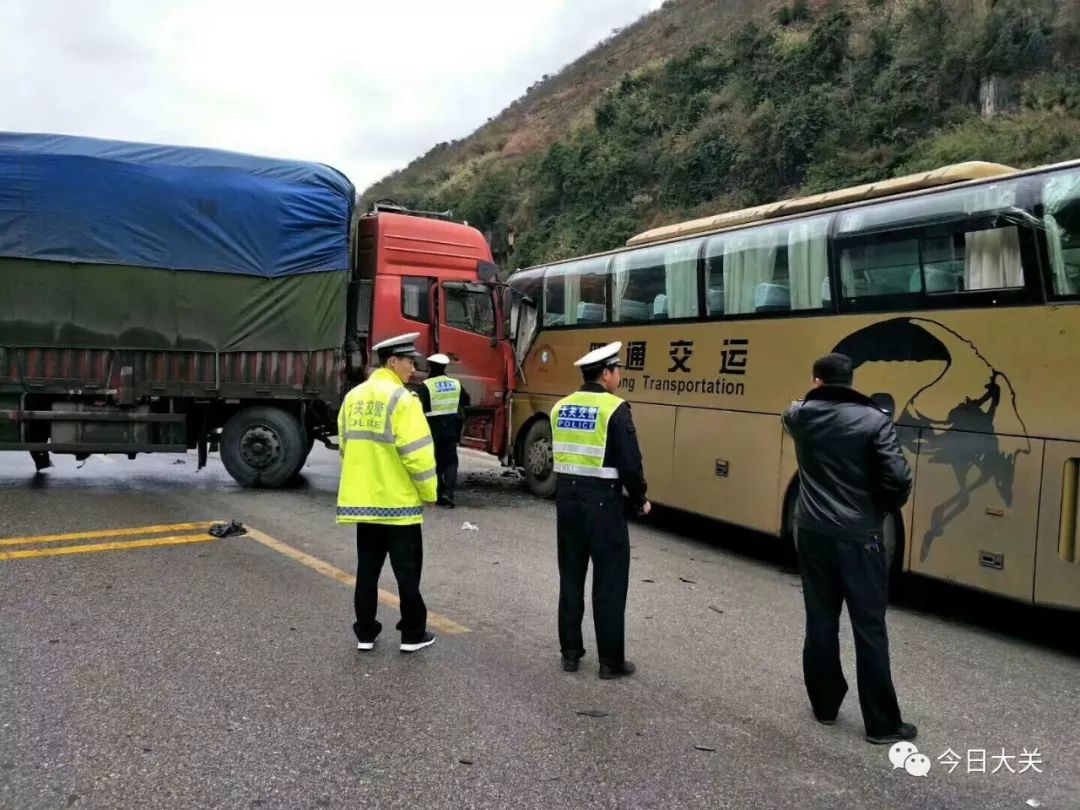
left=550, top=390, right=624, bottom=479
left=422, top=375, right=462, bottom=417
left=337, top=367, right=438, bottom=525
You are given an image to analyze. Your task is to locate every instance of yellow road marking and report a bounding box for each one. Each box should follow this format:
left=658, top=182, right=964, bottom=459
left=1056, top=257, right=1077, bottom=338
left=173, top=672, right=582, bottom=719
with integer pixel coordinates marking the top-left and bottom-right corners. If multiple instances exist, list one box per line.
left=0, top=522, right=214, bottom=548
left=0, top=520, right=470, bottom=634
left=244, top=526, right=470, bottom=635
left=0, top=533, right=215, bottom=560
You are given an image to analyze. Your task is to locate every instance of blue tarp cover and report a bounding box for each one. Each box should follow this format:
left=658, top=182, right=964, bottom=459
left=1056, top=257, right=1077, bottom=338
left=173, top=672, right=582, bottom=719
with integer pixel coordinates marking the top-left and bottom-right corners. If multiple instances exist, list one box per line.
left=0, top=132, right=355, bottom=278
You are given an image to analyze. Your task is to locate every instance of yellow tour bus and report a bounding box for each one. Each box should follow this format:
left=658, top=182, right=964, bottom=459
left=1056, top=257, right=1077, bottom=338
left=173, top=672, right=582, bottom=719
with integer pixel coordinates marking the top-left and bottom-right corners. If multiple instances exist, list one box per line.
left=505, top=159, right=1080, bottom=611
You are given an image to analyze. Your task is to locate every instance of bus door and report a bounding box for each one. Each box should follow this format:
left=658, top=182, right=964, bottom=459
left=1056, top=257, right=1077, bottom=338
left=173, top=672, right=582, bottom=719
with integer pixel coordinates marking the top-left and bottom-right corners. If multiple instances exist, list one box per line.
left=436, top=280, right=510, bottom=455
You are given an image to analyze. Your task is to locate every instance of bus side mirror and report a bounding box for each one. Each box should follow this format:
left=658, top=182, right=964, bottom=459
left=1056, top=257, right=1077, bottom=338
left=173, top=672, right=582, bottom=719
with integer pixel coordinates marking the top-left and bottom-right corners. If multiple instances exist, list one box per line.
left=477, top=260, right=500, bottom=285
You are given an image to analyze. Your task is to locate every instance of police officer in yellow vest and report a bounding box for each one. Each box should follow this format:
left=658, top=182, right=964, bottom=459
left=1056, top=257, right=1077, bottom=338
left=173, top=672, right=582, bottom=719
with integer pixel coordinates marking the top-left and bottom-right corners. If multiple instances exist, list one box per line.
left=418, top=353, right=471, bottom=508
left=551, top=341, right=650, bottom=679
left=337, top=332, right=439, bottom=653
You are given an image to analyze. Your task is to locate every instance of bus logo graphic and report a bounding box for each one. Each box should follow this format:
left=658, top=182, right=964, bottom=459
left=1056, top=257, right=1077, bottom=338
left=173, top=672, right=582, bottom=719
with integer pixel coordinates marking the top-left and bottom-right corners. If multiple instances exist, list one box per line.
left=833, top=317, right=1030, bottom=563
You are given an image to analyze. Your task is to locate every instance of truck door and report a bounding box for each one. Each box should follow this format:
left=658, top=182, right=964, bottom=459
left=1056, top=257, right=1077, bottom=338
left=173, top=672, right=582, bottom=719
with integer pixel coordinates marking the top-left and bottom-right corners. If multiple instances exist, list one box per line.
left=435, top=281, right=509, bottom=455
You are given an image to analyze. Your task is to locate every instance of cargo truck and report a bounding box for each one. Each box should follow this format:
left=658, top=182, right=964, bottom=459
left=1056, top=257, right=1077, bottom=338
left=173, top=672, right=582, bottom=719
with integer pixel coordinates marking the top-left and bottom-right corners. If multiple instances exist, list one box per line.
left=0, top=133, right=514, bottom=486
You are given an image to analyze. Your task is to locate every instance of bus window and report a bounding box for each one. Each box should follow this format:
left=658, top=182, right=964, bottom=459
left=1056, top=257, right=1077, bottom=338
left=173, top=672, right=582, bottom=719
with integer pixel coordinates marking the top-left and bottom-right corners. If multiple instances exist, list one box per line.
left=611, top=240, right=701, bottom=323
left=1044, top=169, right=1080, bottom=297
left=704, top=250, right=724, bottom=316
left=704, top=215, right=830, bottom=316
left=840, top=239, right=921, bottom=298
left=838, top=181, right=1028, bottom=305
left=542, top=256, right=609, bottom=327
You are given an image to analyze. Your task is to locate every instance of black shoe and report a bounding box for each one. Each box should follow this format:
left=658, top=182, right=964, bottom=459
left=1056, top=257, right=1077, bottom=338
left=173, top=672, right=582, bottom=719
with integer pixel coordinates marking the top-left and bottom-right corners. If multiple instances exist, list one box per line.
left=355, top=621, right=382, bottom=651
left=815, top=714, right=837, bottom=726
left=562, top=656, right=581, bottom=672
left=866, top=723, right=918, bottom=745
left=598, top=661, right=636, bottom=680
left=400, top=631, right=436, bottom=653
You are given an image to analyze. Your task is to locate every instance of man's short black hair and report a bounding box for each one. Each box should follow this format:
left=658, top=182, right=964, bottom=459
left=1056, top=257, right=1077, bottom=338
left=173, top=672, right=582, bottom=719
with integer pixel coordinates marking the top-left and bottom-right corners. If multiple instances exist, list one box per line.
left=429, top=363, right=447, bottom=376
left=812, top=353, right=854, bottom=386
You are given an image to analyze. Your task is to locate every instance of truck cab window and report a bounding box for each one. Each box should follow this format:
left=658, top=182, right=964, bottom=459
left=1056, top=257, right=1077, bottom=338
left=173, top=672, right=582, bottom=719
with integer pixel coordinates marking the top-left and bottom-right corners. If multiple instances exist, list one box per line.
left=402, top=277, right=431, bottom=323
left=445, top=287, right=495, bottom=336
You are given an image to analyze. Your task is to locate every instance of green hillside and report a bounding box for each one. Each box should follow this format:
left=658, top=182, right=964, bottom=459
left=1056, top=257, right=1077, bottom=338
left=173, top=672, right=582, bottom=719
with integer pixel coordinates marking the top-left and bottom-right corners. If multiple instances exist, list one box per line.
left=361, top=0, right=1080, bottom=271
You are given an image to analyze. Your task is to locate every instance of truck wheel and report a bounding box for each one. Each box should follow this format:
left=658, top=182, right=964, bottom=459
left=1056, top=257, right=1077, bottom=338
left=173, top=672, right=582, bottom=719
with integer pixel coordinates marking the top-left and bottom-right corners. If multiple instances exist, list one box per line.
left=221, top=406, right=305, bottom=488
left=287, top=435, right=316, bottom=482
left=521, top=419, right=556, bottom=499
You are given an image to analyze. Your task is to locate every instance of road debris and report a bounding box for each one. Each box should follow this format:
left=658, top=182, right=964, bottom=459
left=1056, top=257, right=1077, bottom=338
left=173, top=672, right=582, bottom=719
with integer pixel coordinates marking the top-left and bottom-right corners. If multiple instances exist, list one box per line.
left=208, top=520, right=246, bottom=538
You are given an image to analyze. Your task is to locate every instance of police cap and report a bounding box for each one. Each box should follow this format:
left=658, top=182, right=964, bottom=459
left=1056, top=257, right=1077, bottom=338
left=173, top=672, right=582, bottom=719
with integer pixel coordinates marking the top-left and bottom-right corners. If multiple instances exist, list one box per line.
left=372, top=332, right=422, bottom=359
left=574, top=341, right=623, bottom=374
left=427, top=353, right=451, bottom=365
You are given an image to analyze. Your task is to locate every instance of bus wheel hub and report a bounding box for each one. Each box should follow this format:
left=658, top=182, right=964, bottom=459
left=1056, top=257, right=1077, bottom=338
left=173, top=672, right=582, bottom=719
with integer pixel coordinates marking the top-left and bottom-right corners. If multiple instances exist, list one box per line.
left=527, top=437, right=551, bottom=477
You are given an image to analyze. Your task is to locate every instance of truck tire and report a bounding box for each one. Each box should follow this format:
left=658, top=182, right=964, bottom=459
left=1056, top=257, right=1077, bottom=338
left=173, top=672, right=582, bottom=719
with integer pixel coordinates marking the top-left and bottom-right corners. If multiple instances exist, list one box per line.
left=220, top=406, right=306, bottom=488
left=287, top=434, right=316, bottom=482
left=521, top=419, right=557, bottom=499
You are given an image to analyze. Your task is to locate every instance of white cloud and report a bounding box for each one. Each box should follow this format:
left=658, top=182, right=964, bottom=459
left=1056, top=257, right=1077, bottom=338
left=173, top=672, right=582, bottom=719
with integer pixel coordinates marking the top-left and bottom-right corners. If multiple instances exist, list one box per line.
left=3, top=0, right=664, bottom=191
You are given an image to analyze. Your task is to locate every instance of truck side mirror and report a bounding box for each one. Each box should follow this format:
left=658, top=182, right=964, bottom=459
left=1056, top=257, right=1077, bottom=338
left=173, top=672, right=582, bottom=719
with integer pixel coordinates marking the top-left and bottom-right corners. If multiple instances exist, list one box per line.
left=477, top=260, right=500, bottom=285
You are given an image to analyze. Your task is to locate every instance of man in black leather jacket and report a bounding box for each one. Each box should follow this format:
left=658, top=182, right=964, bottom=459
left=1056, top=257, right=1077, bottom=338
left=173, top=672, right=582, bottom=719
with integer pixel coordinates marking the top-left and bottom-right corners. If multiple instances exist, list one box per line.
left=782, top=352, right=916, bottom=745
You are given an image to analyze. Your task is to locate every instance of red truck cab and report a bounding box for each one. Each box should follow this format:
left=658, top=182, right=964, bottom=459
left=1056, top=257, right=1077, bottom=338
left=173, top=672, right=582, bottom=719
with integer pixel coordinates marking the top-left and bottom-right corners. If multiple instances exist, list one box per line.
left=350, top=205, right=515, bottom=458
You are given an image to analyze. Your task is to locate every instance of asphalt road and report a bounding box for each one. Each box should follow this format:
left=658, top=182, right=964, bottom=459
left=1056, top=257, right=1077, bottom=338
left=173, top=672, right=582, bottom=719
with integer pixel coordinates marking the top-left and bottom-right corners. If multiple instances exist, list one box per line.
left=0, top=446, right=1077, bottom=810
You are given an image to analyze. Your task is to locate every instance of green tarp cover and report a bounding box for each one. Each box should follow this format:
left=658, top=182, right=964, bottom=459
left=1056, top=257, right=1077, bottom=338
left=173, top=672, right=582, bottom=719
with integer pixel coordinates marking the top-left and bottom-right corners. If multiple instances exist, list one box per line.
left=0, top=258, right=345, bottom=352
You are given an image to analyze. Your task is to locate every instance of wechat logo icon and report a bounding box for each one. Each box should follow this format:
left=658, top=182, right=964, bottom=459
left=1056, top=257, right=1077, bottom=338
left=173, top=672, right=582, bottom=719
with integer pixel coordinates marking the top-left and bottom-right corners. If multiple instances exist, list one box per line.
left=889, top=742, right=931, bottom=777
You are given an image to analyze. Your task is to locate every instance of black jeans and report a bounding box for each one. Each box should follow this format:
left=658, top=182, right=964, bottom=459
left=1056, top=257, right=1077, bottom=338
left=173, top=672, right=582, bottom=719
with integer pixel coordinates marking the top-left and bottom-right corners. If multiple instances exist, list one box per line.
left=353, top=523, right=427, bottom=643
left=556, top=476, right=630, bottom=667
left=433, top=435, right=459, bottom=500
left=797, top=525, right=903, bottom=736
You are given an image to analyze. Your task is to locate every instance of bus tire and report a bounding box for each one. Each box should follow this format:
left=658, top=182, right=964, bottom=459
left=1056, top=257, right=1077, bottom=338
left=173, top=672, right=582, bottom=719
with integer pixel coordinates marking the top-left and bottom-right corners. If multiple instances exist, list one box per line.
left=782, top=481, right=903, bottom=590
left=521, top=419, right=556, bottom=499
left=221, top=406, right=306, bottom=489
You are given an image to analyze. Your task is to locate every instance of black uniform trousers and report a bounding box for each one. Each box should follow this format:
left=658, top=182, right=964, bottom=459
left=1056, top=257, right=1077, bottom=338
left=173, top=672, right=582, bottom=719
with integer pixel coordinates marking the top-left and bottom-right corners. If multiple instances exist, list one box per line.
left=556, top=476, right=630, bottom=667
left=427, top=416, right=460, bottom=501
left=797, top=525, right=902, bottom=736
left=353, top=523, right=427, bottom=643
left=434, top=435, right=459, bottom=501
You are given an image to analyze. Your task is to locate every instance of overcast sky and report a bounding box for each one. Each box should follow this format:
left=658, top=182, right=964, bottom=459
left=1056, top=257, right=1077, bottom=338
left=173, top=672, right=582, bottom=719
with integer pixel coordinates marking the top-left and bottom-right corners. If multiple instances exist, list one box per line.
left=4, top=0, right=664, bottom=193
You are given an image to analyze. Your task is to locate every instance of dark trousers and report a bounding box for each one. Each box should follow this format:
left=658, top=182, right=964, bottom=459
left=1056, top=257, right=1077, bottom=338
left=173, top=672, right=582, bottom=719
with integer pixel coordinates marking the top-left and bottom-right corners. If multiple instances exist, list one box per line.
left=556, top=477, right=630, bottom=667
left=353, top=523, right=427, bottom=643
left=797, top=525, right=902, bottom=736
left=434, top=434, right=459, bottom=501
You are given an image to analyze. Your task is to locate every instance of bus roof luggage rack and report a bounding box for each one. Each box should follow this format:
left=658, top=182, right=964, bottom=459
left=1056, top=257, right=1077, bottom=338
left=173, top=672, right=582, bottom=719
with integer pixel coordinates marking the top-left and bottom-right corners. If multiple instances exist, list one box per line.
left=626, top=161, right=1018, bottom=247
